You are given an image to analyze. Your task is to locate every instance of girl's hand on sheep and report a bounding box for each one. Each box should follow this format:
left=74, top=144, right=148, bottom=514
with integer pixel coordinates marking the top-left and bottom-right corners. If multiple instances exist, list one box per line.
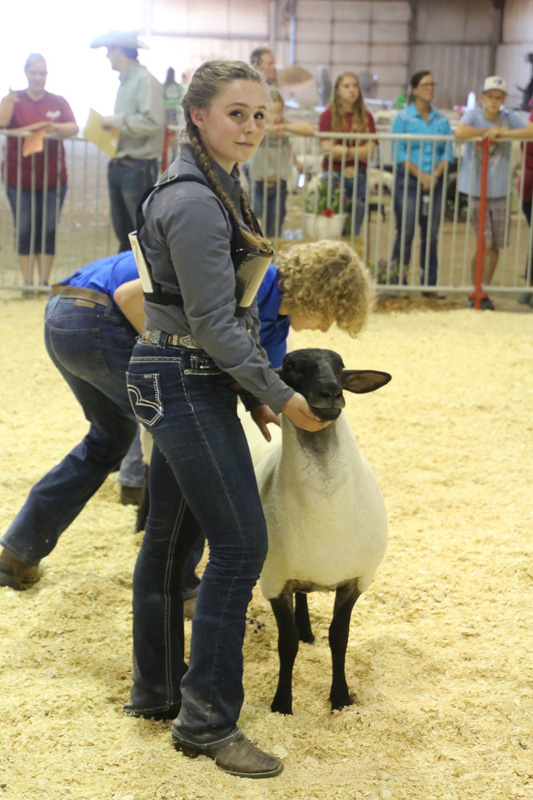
left=283, top=393, right=331, bottom=432
left=251, top=404, right=281, bottom=441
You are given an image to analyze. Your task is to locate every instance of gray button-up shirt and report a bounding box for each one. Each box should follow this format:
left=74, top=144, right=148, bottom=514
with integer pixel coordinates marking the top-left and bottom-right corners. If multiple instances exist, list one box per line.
left=140, top=146, right=294, bottom=415
left=109, top=61, right=165, bottom=160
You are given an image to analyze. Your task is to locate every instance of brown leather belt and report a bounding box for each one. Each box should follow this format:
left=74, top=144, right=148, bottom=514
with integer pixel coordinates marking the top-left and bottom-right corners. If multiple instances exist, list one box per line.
left=139, top=329, right=201, bottom=349
left=51, top=284, right=111, bottom=306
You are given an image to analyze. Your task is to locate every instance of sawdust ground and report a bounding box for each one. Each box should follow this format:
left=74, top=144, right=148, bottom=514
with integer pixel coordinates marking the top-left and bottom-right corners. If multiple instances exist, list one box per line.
left=0, top=295, right=532, bottom=800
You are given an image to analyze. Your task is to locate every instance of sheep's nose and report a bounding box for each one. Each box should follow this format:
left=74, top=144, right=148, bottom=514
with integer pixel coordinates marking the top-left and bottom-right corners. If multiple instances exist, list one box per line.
left=319, top=387, right=343, bottom=401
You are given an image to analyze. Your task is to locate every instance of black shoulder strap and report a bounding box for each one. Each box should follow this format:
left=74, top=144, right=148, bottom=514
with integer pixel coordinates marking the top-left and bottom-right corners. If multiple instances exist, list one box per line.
left=134, top=173, right=244, bottom=306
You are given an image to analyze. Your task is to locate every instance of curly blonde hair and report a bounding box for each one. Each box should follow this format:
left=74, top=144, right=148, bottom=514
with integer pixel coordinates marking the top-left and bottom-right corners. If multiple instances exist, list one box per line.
left=276, top=240, right=374, bottom=337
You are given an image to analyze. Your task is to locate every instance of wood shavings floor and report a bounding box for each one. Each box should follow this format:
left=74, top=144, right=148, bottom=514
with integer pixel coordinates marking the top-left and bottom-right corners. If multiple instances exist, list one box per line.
left=0, top=296, right=531, bottom=800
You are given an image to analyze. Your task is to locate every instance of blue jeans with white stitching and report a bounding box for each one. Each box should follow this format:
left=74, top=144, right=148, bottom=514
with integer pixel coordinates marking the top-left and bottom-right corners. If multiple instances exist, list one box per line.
left=0, top=294, right=138, bottom=564
left=126, top=338, right=268, bottom=747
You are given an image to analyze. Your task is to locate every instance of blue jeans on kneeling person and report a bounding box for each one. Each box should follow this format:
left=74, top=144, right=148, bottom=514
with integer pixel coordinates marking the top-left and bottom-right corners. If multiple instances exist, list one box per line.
left=0, top=293, right=138, bottom=564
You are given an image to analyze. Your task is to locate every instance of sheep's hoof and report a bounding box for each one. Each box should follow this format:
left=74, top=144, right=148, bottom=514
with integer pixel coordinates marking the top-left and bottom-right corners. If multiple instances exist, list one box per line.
left=330, top=692, right=355, bottom=712
left=298, top=631, right=315, bottom=644
left=271, top=696, right=293, bottom=715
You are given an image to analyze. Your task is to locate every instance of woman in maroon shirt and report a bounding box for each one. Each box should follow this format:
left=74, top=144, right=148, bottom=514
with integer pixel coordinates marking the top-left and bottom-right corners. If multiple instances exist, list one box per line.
left=0, top=53, right=78, bottom=290
left=318, top=71, right=375, bottom=235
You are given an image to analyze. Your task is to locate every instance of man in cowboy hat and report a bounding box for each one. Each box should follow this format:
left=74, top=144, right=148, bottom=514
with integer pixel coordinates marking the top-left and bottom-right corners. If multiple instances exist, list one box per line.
left=91, top=31, right=165, bottom=252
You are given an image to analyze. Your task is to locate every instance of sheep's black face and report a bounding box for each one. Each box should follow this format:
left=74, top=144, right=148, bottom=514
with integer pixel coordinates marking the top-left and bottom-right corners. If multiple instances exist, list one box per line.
left=281, top=348, right=346, bottom=421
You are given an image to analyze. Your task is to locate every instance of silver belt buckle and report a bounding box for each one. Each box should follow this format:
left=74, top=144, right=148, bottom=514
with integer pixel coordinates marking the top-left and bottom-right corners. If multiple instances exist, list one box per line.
left=180, top=334, right=200, bottom=349
left=140, top=329, right=161, bottom=345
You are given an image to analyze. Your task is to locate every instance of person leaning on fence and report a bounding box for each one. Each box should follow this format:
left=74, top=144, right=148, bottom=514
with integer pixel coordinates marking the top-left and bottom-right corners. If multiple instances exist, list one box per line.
left=318, top=71, right=376, bottom=236
left=456, top=76, right=533, bottom=310
left=0, top=252, right=144, bottom=592
left=250, top=90, right=313, bottom=238
left=123, top=59, right=330, bottom=779
left=390, top=70, right=453, bottom=296
left=90, top=30, right=165, bottom=253
left=0, top=53, right=78, bottom=291
left=517, top=106, right=533, bottom=307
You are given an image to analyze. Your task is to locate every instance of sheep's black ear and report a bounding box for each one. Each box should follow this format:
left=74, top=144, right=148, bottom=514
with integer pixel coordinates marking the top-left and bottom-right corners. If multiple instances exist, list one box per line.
left=342, top=370, right=391, bottom=394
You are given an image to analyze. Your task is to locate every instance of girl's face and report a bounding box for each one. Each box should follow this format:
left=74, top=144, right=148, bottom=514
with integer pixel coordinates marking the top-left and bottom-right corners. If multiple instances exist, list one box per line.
left=289, top=310, right=331, bottom=333
left=336, top=76, right=360, bottom=107
left=25, top=59, right=47, bottom=97
left=191, top=79, right=268, bottom=173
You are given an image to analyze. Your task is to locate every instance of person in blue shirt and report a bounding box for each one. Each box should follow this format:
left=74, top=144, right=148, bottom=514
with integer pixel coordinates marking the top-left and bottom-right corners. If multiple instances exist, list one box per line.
left=390, top=70, right=453, bottom=294
left=0, top=252, right=145, bottom=590
left=456, top=75, right=533, bottom=310
left=256, top=239, right=372, bottom=367
left=175, top=239, right=374, bottom=616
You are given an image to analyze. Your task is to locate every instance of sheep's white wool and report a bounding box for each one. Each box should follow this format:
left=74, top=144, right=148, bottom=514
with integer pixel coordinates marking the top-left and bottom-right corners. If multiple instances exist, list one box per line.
left=255, top=412, right=388, bottom=600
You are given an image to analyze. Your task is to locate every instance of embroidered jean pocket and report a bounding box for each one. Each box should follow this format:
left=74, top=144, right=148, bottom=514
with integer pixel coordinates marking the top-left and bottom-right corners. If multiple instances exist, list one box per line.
left=127, top=372, right=163, bottom=427
left=184, top=354, right=223, bottom=376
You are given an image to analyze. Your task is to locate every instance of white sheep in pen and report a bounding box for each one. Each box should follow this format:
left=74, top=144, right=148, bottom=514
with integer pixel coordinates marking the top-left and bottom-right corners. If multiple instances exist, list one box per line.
left=254, top=347, right=391, bottom=715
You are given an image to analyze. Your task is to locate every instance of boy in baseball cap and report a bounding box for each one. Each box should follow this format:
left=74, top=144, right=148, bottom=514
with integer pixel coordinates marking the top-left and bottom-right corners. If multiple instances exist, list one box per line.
left=456, top=76, right=533, bottom=309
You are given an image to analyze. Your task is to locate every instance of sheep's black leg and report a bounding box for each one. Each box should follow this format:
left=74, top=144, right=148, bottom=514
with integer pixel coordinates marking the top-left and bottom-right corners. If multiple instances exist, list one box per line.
left=294, top=591, right=315, bottom=643
left=270, top=589, right=299, bottom=715
left=329, top=579, right=360, bottom=711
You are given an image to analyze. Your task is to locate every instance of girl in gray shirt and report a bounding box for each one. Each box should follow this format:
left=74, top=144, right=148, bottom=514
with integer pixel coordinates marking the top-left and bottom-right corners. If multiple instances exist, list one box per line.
left=124, top=60, right=328, bottom=780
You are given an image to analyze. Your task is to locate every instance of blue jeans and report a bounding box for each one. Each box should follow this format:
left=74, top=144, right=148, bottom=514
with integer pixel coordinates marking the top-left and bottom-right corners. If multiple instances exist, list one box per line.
left=392, top=174, right=444, bottom=286
left=0, top=294, right=138, bottom=565
left=118, top=425, right=145, bottom=488
left=253, top=180, right=287, bottom=237
left=322, top=171, right=367, bottom=235
left=108, top=158, right=159, bottom=252
left=6, top=185, right=67, bottom=255
left=126, top=339, right=268, bottom=747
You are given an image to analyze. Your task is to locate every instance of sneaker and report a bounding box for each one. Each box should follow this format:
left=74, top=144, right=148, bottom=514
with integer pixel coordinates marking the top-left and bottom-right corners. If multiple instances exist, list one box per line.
left=0, top=549, right=41, bottom=590
left=517, top=291, right=533, bottom=305
left=467, top=293, right=494, bottom=310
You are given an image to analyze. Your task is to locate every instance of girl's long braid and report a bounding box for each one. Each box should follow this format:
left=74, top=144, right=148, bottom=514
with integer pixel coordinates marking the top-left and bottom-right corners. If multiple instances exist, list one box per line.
left=185, top=120, right=270, bottom=251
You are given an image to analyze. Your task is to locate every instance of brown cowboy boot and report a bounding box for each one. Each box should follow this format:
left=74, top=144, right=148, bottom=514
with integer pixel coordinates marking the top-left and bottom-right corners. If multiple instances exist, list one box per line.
left=0, top=549, right=41, bottom=590
left=172, top=729, right=283, bottom=779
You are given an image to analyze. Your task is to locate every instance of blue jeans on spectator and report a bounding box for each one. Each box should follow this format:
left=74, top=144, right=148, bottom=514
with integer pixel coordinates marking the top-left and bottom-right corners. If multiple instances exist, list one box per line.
left=392, top=174, right=444, bottom=287
left=253, top=180, right=287, bottom=238
left=322, top=171, right=367, bottom=235
left=0, top=294, right=138, bottom=566
left=126, top=339, right=268, bottom=746
left=108, top=158, right=159, bottom=252
left=6, top=184, right=67, bottom=255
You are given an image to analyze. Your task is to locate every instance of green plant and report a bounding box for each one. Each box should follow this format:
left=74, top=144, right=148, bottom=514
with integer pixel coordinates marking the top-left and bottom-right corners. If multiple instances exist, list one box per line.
left=373, top=258, right=408, bottom=286
left=305, top=182, right=351, bottom=216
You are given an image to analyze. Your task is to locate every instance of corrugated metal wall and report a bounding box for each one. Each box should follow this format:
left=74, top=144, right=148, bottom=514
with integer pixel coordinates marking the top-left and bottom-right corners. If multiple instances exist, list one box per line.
left=497, top=0, right=533, bottom=110
left=293, top=0, right=410, bottom=102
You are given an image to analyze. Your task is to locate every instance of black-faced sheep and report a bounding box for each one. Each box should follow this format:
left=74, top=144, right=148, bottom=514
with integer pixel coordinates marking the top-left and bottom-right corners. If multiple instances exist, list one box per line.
left=254, top=348, right=391, bottom=714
